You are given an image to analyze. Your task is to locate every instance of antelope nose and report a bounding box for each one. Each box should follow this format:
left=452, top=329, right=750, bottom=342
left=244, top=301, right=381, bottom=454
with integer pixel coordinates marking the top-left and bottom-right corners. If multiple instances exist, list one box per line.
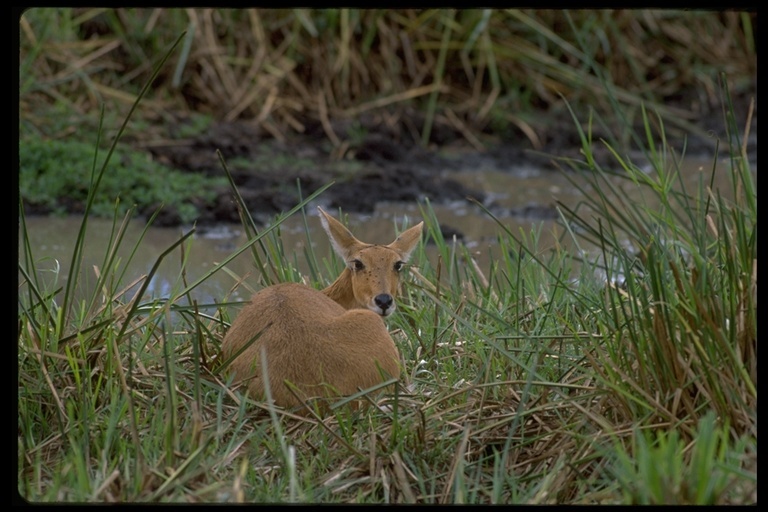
left=374, top=294, right=394, bottom=315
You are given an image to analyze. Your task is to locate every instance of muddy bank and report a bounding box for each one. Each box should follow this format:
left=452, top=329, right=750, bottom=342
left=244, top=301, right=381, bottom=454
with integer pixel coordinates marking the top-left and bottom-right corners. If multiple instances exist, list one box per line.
left=137, top=90, right=756, bottom=227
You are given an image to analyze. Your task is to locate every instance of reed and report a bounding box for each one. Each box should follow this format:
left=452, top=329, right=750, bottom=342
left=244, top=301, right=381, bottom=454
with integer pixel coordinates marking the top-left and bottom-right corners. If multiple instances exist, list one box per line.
left=19, top=9, right=755, bottom=150
left=17, top=90, right=756, bottom=504
left=17, top=8, right=756, bottom=505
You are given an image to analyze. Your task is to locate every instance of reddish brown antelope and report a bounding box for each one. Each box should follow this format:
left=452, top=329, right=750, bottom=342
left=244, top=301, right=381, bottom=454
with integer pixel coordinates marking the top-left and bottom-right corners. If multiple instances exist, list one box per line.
left=221, top=206, right=423, bottom=413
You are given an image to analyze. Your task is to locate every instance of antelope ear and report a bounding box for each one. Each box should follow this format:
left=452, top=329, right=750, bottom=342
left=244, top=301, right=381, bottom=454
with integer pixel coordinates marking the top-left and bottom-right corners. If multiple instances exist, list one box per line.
left=318, top=207, right=364, bottom=260
left=388, top=221, right=424, bottom=262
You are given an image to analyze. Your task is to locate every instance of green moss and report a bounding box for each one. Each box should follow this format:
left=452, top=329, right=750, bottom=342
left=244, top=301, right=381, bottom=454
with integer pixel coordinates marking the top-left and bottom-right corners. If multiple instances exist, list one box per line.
left=19, top=137, right=225, bottom=223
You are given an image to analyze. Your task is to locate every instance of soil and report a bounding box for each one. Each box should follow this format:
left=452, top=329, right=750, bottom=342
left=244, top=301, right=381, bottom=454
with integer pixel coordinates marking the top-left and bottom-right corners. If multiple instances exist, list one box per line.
left=137, top=89, right=756, bottom=228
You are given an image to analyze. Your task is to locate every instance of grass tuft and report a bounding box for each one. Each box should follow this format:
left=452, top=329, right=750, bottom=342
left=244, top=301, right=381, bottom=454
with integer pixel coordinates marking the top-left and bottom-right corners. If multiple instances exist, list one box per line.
left=18, top=8, right=755, bottom=505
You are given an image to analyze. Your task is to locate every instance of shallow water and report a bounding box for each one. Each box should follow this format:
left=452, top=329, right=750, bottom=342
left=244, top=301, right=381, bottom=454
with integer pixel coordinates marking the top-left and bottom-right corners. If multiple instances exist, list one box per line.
left=19, top=156, right=751, bottom=307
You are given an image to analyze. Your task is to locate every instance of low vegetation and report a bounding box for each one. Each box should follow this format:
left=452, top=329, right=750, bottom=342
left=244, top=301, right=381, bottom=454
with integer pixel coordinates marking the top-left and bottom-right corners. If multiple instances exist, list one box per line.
left=17, top=8, right=756, bottom=504
left=19, top=137, right=226, bottom=223
left=18, top=82, right=756, bottom=506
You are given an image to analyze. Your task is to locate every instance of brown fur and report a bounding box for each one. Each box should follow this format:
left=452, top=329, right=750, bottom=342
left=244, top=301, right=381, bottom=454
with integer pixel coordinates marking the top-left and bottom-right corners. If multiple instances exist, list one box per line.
left=221, top=207, right=423, bottom=414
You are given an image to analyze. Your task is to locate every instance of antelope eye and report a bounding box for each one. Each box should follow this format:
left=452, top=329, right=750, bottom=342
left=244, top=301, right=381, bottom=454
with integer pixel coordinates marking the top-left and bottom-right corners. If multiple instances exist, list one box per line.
left=351, top=259, right=365, bottom=271
left=394, top=261, right=405, bottom=272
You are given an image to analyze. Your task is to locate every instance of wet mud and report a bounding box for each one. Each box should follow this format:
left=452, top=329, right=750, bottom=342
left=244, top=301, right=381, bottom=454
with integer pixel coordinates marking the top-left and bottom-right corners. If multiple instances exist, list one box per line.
left=137, top=90, right=757, bottom=228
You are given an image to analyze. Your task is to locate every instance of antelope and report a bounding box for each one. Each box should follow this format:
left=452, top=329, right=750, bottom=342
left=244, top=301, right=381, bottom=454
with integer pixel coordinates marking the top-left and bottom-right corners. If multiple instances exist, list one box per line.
left=221, top=206, right=424, bottom=414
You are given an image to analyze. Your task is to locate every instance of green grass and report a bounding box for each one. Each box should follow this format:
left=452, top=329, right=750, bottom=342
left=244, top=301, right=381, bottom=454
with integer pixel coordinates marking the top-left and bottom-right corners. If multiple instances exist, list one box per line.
left=17, top=87, right=756, bottom=504
left=19, top=137, right=226, bottom=223
left=17, top=9, right=756, bottom=504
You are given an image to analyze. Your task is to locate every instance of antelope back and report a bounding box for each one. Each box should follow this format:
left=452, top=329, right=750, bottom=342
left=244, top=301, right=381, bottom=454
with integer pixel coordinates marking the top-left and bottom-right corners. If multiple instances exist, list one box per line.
left=221, top=208, right=424, bottom=414
left=222, top=283, right=401, bottom=411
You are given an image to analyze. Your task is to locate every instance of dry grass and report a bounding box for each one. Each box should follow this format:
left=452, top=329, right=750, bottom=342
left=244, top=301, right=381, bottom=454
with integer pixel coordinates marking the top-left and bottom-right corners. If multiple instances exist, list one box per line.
left=19, top=8, right=756, bottom=150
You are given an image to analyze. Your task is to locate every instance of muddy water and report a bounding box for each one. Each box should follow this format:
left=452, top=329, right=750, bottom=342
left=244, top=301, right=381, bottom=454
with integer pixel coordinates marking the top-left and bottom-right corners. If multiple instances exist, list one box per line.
left=19, top=157, right=750, bottom=306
